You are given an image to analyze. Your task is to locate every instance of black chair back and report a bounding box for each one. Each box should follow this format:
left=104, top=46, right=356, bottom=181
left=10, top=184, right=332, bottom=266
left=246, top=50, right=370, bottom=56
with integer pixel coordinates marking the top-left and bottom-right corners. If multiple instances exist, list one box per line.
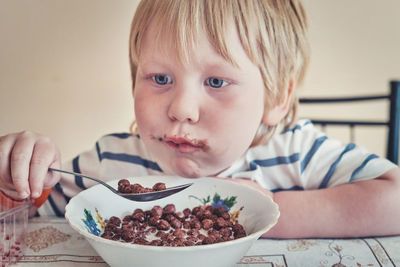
left=299, top=80, right=399, bottom=164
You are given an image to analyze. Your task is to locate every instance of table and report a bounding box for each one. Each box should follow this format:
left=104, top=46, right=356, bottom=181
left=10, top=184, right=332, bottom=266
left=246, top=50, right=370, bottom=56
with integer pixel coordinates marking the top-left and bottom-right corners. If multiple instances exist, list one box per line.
left=11, top=217, right=400, bottom=266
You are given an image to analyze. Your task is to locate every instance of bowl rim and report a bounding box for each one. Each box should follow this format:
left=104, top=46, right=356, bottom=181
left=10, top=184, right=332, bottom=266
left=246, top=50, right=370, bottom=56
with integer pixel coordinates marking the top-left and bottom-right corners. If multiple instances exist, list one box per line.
left=65, top=176, right=280, bottom=251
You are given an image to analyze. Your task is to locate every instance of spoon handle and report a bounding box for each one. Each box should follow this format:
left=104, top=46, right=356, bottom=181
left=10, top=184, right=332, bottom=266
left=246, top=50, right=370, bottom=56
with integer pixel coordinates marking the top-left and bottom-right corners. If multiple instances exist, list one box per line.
left=49, top=167, right=118, bottom=193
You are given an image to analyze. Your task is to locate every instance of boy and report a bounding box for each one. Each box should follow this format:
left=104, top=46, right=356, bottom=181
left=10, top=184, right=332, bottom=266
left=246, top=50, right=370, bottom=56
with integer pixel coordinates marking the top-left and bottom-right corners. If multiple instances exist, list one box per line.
left=0, top=0, right=399, bottom=238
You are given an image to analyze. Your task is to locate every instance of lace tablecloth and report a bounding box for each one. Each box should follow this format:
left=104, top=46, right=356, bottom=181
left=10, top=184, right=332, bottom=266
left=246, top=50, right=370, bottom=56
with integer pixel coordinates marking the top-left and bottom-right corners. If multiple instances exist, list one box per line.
left=11, top=217, right=400, bottom=266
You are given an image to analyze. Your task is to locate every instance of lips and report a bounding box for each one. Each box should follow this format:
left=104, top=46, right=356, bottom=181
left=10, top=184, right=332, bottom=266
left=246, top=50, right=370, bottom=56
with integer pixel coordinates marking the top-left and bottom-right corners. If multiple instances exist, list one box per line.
left=163, top=135, right=207, bottom=153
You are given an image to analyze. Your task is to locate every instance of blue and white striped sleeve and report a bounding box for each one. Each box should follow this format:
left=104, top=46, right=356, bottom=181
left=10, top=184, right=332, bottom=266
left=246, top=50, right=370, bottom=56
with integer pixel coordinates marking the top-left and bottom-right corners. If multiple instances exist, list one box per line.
left=293, top=122, right=397, bottom=189
left=223, top=120, right=397, bottom=192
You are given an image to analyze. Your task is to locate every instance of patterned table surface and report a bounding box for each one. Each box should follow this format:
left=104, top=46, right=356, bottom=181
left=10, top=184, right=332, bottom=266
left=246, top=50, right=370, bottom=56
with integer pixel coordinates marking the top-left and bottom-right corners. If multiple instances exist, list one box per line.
left=10, top=217, right=400, bottom=267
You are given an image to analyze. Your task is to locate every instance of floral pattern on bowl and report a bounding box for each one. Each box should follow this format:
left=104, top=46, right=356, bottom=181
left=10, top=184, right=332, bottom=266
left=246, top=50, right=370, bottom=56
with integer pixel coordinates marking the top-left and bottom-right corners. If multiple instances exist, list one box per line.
left=82, top=208, right=105, bottom=236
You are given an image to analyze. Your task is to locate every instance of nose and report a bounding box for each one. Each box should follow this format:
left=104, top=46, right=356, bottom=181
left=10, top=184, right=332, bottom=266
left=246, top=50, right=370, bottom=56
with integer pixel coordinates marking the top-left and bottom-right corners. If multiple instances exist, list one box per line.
left=167, top=86, right=200, bottom=123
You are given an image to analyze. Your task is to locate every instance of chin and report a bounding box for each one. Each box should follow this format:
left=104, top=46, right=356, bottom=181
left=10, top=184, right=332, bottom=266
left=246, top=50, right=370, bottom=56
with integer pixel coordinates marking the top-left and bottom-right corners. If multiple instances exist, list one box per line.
left=158, top=156, right=220, bottom=178
left=172, top=169, right=204, bottom=179
left=157, top=158, right=199, bottom=178
left=163, top=165, right=207, bottom=179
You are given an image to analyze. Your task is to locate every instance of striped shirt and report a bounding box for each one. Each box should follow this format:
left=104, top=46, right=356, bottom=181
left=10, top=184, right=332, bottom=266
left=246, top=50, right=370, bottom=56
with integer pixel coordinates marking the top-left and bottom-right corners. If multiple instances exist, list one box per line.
left=39, top=119, right=397, bottom=216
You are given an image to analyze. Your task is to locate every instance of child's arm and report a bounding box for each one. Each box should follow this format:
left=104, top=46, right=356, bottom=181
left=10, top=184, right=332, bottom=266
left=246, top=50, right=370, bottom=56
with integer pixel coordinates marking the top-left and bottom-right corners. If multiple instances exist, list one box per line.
left=263, top=167, right=400, bottom=238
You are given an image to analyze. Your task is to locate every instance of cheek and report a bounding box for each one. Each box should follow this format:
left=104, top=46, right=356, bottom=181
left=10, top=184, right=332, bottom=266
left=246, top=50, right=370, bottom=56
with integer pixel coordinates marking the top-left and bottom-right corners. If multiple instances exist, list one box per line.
left=228, top=89, right=264, bottom=133
left=228, top=106, right=263, bottom=143
left=134, top=90, right=157, bottom=133
left=210, top=99, right=264, bottom=155
left=134, top=95, right=145, bottom=128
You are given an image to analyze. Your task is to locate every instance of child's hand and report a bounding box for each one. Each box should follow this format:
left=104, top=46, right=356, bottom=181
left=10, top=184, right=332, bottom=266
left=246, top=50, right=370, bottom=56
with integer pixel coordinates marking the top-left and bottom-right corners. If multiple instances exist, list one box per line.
left=232, top=178, right=273, bottom=198
left=0, top=131, right=61, bottom=200
left=216, top=177, right=273, bottom=199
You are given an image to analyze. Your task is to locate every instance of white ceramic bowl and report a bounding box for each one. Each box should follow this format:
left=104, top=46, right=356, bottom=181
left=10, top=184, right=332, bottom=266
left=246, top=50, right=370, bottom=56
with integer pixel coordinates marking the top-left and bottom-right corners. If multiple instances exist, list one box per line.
left=65, top=176, right=279, bottom=267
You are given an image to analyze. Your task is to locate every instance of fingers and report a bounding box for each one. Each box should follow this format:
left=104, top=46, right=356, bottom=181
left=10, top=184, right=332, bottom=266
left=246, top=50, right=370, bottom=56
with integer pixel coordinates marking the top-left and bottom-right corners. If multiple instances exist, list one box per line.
left=226, top=177, right=274, bottom=198
left=43, top=161, right=61, bottom=189
left=0, top=134, right=16, bottom=187
left=0, top=131, right=61, bottom=200
left=0, top=187, right=23, bottom=200
left=29, top=138, right=61, bottom=198
left=9, top=131, right=36, bottom=198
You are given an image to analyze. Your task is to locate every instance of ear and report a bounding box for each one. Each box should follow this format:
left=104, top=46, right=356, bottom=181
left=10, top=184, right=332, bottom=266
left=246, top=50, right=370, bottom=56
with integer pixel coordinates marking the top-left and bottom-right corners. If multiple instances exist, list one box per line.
left=262, top=79, right=295, bottom=126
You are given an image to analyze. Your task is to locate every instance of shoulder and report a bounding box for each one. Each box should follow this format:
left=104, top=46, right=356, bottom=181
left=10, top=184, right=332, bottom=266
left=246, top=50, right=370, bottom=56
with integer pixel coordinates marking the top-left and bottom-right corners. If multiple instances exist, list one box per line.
left=264, top=119, right=326, bottom=157
left=240, top=120, right=320, bottom=164
left=99, top=132, right=140, bottom=143
left=94, top=132, right=161, bottom=174
left=96, top=132, right=145, bottom=153
left=68, top=132, right=152, bottom=167
left=278, top=119, right=324, bottom=144
left=221, top=121, right=316, bottom=189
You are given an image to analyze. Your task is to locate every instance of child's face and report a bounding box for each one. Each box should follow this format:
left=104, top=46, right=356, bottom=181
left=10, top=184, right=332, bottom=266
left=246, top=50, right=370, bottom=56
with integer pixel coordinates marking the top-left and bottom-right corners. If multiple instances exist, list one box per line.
left=133, top=22, right=266, bottom=178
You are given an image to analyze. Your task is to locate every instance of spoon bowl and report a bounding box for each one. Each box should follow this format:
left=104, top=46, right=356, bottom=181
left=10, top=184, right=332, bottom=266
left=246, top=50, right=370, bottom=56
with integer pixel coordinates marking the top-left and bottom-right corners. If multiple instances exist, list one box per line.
left=49, top=168, right=193, bottom=201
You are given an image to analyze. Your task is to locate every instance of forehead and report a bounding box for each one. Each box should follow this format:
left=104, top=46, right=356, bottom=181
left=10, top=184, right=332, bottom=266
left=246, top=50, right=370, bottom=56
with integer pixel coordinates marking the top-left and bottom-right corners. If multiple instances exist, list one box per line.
left=131, top=0, right=243, bottom=68
left=138, top=18, right=241, bottom=69
left=139, top=20, right=248, bottom=70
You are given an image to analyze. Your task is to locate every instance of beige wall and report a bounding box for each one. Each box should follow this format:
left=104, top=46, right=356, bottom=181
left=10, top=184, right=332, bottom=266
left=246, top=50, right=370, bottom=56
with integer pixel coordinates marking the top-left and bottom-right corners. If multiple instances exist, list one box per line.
left=300, top=0, right=400, bottom=159
left=0, top=0, right=139, bottom=161
left=1, top=0, right=399, bottom=162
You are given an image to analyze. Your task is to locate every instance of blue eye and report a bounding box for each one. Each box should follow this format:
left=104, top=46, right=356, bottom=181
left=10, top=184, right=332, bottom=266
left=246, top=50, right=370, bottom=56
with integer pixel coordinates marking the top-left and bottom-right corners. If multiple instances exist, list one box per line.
left=153, top=75, right=172, bottom=85
left=206, top=77, right=227, bottom=88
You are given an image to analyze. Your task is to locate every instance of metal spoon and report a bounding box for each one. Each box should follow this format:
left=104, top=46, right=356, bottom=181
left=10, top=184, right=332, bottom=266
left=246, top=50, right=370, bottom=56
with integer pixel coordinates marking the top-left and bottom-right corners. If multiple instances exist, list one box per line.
left=49, top=168, right=193, bottom=202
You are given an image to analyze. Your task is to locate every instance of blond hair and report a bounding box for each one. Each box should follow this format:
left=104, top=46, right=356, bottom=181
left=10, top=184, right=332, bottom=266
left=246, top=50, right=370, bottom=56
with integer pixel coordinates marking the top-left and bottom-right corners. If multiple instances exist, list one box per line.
left=129, top=0, right=310, bottom=146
